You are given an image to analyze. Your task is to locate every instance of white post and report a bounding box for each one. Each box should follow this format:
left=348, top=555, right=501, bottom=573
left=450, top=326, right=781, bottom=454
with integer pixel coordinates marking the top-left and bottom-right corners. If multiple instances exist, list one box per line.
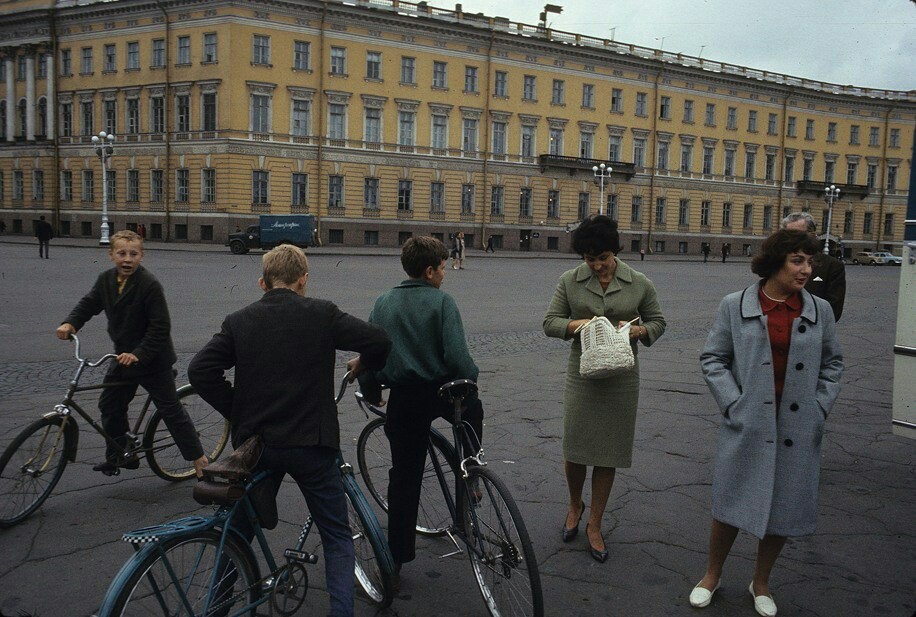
left=4, top=57, right=13, bottom=141
left=824, top=185, right=840, bottom=256
left=25, top=52, right=35, bottom=141
left=46, top=53, right=54, bottom=138
left=93, top=132, right=114, bottom=245
left=592, top=163, right=613, bottom=216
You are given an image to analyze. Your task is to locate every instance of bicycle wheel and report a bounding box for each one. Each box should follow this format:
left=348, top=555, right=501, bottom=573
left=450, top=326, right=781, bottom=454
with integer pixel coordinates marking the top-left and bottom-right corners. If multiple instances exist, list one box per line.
left=0, top=416, right=70, bottom=528
left=356, top=417, right=457, bottom=536
left=98, top=529, right=261, bottom=617
left=144, top=386, right=230, bottom=481
left=460, top=466, right=544, bottom=617
left=343, top=472, right=396, bottom=608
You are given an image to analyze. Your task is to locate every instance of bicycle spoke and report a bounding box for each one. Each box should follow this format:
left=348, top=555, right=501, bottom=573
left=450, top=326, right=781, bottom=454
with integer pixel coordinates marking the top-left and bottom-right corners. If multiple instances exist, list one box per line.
left=464, top=469, right=543, bottom=617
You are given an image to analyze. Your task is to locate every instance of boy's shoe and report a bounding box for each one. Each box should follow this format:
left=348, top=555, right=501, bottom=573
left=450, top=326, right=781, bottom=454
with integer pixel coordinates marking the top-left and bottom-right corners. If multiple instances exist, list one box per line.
left=93, top=455, right=140, bottom=476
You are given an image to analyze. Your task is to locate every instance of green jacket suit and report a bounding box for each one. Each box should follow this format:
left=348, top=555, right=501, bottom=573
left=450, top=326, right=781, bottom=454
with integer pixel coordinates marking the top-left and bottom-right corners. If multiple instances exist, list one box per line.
left=543, top=259, right=666, bottom=468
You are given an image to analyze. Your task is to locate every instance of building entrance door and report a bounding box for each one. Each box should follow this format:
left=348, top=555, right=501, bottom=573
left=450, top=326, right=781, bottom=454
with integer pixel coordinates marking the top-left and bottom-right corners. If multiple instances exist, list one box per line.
left=519, top=229, right=532, bottom=251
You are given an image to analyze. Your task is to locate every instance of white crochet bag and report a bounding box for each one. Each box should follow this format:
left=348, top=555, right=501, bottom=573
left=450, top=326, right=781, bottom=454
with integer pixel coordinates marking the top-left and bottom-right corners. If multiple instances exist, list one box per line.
left=577, top=316, right=635, bottom=378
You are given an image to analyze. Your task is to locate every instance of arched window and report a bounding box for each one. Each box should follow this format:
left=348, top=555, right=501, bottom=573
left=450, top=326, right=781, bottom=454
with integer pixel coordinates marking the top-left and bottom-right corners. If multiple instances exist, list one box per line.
left=17, top=99, right=27, bottom=138
left=38, top=97, right=47, bottom=138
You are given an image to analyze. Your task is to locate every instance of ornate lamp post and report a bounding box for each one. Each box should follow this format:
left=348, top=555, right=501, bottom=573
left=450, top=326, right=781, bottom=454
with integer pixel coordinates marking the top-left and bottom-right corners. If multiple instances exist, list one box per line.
left=824, top=184, right=840, bottom=256
left=91, top=131, right=115, bottom=246
left=592, top=162, right=613, bottom=216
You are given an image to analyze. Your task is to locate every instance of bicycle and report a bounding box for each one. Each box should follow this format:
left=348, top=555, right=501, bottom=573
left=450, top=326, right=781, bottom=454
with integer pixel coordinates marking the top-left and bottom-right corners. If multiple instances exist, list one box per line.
left=0, top=334, right=230, bottom=528
left=355, top=379, right=544, bottom=617
left=97, top=372, right=397, bottom=616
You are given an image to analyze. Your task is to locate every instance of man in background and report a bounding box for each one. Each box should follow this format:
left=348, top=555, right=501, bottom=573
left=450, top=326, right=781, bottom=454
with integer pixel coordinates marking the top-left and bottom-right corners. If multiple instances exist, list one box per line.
left=782, top=211, right=846, bottom=321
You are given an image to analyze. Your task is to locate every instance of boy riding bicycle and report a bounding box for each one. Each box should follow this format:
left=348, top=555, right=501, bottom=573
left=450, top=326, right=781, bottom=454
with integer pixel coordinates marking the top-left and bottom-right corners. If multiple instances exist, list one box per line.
left=56, top=230, right=208, bottom=477
left=188, top=244, right=391, bottom=617
left=356, top=236, right=484, bottom=581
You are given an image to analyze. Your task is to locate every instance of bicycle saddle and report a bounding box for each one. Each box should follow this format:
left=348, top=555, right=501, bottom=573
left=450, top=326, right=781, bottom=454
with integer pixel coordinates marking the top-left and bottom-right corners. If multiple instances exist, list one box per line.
left=438, top=379, right=478, bottom=402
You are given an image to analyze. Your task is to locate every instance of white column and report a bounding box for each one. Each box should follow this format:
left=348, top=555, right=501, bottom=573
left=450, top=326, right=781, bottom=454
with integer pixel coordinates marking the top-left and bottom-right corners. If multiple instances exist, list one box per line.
left=4, top=57, right=13, bottom=142
left=25, top=52, right=35, bottom=141
left=45, top=53, right=54, bottom=138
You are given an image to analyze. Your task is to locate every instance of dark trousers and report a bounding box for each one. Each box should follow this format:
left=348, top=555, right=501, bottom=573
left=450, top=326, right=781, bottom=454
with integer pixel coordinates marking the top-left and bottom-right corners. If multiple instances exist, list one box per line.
left=98, top=367, right=204, bottom=462
left=38, top=239, right=50, bottom=258
left=231, top=445, right=355, bottom=617
left=385, top=383, right=483, bottom=564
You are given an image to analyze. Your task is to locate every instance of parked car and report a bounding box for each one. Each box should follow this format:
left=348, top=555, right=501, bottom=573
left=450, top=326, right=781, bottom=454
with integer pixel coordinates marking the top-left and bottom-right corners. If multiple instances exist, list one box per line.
left=853, top=251, right=902, bottom=266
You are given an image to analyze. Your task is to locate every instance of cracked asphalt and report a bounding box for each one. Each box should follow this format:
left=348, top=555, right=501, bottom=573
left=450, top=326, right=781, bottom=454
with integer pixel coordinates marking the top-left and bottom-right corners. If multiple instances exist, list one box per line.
left=0, top=239, right=913, bottom=617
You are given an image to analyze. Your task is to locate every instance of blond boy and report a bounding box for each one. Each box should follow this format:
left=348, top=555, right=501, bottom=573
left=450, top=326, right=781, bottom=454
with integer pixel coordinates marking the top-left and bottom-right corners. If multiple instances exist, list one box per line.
left=56, top=231, right=207, bottom=476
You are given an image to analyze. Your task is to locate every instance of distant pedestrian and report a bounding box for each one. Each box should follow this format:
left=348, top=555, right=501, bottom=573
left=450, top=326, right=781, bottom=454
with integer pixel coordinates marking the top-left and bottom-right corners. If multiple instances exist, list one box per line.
left=702, top=244, right=711, bottom=263
left=639, top=248, right=645, bottom=261
left=138, top=224, right=146, bottom=239
left=35, top=215, right=53, bottom=259
left=485, top=236, right=495, bottom=253
left=0, top=220, right=6, bottom=234
left=721, top=243, right=728, bottom=263
left=452, top=232, right=465, bottom=269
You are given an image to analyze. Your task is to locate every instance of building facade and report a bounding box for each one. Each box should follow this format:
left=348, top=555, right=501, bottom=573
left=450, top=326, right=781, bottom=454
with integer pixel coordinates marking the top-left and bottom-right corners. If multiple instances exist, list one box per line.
left=0, top=0, right=913, bottom=254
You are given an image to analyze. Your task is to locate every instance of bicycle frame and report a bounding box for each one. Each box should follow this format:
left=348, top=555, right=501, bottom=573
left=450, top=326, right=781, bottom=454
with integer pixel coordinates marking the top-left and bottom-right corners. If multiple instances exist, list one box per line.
left=45, top=335, right=162, bottom=462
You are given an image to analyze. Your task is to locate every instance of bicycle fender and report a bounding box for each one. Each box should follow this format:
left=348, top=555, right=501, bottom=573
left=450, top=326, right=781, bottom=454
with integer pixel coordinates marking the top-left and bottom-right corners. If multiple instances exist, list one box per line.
left=63, top=416, right=79, bottom=462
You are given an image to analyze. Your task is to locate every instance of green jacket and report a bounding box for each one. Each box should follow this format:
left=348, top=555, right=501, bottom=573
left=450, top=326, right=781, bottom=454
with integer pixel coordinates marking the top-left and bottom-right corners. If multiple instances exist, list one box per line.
left=359, top=279, right=478, bottom=403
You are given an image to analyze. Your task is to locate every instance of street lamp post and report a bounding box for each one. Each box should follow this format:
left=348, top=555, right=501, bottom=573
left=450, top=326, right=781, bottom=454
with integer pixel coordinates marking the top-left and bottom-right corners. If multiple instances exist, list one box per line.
left=91, top=131, right=115, bottom=246
left=592, top=162, right=613, bottom=216
left=824, top=184, right=841, bottom=256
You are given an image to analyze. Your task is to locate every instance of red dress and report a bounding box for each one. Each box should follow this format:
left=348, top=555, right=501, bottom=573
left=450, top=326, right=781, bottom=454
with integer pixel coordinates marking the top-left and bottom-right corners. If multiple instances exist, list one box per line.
left=758, top=287, right=802, bottom=411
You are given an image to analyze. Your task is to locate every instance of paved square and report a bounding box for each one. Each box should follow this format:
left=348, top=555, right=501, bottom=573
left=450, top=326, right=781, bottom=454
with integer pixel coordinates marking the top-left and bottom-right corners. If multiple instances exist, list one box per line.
left=0, top=240, right=912, bottom=616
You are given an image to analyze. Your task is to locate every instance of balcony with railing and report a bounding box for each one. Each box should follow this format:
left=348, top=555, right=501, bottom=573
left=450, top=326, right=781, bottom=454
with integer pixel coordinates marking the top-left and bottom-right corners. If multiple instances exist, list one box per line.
left=796, top=180, right=870, bottom=199
left=538, top=155, right=637, bottom=178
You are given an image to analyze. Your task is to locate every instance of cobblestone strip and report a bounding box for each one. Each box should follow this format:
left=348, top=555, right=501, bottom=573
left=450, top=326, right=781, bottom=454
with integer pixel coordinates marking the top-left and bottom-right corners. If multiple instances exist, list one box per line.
left=0, top=325, right=712, bottom=398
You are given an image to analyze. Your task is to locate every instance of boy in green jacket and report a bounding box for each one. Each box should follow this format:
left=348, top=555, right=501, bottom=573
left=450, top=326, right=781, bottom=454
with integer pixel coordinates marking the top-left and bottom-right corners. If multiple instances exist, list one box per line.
left=357, top=236, right=483, bottom=578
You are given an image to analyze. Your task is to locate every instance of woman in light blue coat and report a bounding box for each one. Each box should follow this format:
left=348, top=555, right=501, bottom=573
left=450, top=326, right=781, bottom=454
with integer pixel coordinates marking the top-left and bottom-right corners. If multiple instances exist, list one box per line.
left=689, top=230, right=843, bottom=617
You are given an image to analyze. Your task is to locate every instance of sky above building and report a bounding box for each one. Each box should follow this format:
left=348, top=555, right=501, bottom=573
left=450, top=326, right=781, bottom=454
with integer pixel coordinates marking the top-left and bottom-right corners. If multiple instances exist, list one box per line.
left=454, top=0, right=915, bottom=92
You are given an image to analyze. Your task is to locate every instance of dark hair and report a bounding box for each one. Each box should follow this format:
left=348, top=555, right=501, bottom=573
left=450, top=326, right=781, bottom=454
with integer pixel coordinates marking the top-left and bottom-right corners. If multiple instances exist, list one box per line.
left=571, top=215, right=621, bottom=256
left=401, top=236, right=449, bottom=278
left=751, top=229, right=820, bottom=279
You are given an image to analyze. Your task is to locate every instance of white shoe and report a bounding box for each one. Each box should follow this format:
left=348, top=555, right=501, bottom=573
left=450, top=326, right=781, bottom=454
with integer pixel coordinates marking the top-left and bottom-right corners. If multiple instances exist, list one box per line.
left=749, top=582, right=777, bottom=616
left=688, top=580, right=720, bottom=608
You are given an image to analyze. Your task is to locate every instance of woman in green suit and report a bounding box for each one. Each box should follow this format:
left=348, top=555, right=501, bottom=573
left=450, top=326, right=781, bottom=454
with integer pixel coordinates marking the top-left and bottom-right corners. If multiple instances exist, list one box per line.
left=543, top=216, right=666, bottom=562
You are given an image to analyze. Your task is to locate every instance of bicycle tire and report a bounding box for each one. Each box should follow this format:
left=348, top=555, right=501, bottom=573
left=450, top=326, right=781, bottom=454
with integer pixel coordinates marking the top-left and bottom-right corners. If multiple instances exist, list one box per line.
left=342, top=471, right=396, bottom=608
left=460, top=466, right=544, bottom=617
left=0, top=416, right=70, bottom=528
left=356, top=417, right=458, bottom=536
left=98, top=529, right=261, bottom=617
left=144, top=386, right=230, bottom=482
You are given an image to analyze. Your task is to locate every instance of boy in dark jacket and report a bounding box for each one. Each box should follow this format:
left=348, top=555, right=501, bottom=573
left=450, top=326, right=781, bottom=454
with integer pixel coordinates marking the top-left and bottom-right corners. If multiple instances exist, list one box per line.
left=56, top=231, right=207, bottom=476
left=188, top=244, right=390, bottom=617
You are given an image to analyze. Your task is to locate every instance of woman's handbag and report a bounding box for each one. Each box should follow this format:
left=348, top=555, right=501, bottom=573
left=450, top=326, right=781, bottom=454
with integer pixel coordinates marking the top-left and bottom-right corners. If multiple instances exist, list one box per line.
left=577, top=316, right=635, bottom=378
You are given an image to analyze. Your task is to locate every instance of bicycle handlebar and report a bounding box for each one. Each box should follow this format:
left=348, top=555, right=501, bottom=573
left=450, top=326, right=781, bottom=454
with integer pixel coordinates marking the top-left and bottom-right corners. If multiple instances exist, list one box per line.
left=335, top=371, right=353, bottom=405
left=70, top=334, right=118, bottom=368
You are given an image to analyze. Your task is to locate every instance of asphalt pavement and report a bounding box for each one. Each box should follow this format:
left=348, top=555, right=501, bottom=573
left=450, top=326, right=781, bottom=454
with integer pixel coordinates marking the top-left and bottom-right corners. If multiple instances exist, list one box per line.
left=0, top=239, right=912, bottom=617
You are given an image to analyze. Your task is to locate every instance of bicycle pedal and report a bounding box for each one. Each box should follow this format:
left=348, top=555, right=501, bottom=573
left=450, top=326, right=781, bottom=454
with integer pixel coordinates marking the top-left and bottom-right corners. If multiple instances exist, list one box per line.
left=284, top=548, right=318, bottom=564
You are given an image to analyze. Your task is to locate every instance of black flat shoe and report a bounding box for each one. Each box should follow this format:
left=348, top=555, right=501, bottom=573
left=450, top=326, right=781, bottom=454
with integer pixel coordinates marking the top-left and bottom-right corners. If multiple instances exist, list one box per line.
left=586, top=524, right=608, bottom=563
left=93, top=455, right=140, bottom=476
left=562, top=501, right=585, bottom=543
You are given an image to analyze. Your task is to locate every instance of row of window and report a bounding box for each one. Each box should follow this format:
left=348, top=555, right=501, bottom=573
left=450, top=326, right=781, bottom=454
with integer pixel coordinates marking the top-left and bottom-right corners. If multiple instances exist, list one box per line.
left=0, top=169, right=215, bottom=204
left=3, top=35, right=902, bottom=151
left=5, top=167, right=895, bottom=235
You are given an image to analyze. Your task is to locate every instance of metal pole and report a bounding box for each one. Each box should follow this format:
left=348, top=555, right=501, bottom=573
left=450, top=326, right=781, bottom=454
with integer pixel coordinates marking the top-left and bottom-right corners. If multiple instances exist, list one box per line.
left=93, top=131, right=114, bottom=245
left=592, top=163, right=612, bottom=217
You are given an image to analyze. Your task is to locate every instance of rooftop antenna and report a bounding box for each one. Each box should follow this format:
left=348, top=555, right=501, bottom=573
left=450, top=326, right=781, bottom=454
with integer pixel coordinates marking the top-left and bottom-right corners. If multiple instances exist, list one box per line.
left=698, top=45, right=707, bottom=58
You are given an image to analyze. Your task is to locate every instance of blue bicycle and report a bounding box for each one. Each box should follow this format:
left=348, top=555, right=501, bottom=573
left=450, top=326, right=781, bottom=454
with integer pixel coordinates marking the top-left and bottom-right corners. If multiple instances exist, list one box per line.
left=97, top=373, right=396, bottom=616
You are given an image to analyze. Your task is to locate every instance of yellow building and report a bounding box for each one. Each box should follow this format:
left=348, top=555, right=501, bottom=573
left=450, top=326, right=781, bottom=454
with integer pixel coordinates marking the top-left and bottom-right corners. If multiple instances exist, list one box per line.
left=0, top=0, right=912, bottom=254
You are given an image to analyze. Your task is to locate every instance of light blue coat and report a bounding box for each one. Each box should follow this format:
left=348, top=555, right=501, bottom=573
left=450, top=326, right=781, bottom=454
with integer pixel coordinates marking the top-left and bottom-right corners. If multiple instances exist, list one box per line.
left=700, top=283, right=843, bottom=538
